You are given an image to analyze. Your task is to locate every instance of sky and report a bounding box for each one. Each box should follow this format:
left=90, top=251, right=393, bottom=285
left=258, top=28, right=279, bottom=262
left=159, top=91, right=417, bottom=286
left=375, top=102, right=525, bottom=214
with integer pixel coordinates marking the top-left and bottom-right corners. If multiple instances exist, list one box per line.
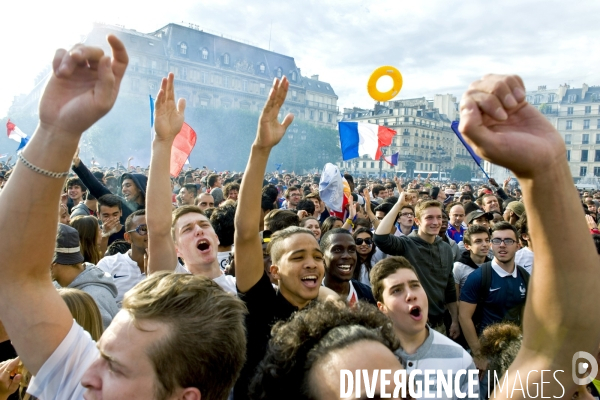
left=2, top=0, right=600, bottom=118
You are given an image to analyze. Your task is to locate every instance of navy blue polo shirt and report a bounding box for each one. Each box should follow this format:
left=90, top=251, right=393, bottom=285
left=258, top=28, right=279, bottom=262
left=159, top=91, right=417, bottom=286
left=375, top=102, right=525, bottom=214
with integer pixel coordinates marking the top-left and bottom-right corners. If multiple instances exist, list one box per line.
left=460, top=260, right=527, bottom=334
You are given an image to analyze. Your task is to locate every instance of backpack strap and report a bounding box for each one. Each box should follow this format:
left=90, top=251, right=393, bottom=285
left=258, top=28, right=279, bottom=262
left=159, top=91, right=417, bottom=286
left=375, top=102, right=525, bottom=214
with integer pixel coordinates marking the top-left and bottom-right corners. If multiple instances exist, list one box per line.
left=478, top=261, right=493, bottom=304
left=516, top=265, right=530, bottom=289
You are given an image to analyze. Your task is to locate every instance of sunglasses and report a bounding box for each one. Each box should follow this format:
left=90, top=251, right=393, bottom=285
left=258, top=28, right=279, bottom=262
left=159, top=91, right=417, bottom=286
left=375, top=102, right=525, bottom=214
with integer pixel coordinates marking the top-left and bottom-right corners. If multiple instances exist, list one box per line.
left=355, top=238, right=373, bottom=246
left=127, top=224, right=148, bottom=236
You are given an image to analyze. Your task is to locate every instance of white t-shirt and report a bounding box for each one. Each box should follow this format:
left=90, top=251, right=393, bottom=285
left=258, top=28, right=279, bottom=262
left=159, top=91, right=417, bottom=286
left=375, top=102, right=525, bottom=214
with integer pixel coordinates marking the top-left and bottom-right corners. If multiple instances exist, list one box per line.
left=97, top=252, right=144, bottom=306
left=175, top=261, right=237, bottom=295
left=28, top=320, right=97, bottom=400
left=515, top=247, right=534, bottom=274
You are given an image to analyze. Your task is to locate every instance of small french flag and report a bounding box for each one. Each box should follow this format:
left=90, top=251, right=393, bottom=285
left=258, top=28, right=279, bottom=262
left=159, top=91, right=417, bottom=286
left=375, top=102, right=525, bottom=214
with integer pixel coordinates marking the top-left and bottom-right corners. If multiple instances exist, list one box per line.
left=384, top=152, right=399, bottom=166
left=338, top=122, right=396, bottom=161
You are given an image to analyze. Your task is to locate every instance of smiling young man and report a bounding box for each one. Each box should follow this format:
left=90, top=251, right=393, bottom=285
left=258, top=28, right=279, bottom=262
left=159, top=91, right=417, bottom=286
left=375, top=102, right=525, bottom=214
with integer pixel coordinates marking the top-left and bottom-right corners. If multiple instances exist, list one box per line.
left=321, top=228, right=376, bottom=306
left=233, top=76, right=337, bottom=400
left=145, top=74, right=236, bottom=294
left=374, top=193, right=460, bottom=338
left=371, top=256, right=477, bottom=399
left=0, top=36, right=246, bottom=400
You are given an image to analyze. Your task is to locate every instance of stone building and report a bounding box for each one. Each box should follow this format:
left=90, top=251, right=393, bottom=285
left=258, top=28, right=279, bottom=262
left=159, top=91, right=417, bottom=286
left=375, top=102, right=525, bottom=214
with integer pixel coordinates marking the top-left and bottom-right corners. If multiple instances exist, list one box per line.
left=11, top=23, right=339, bottom=128
left=339, top=96, right=471, bottom=178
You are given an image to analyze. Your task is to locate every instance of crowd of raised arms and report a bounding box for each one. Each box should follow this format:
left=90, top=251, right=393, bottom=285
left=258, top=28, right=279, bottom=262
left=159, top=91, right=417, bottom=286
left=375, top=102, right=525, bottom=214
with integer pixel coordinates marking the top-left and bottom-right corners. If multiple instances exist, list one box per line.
left=0, top=35, right=599, bottom=400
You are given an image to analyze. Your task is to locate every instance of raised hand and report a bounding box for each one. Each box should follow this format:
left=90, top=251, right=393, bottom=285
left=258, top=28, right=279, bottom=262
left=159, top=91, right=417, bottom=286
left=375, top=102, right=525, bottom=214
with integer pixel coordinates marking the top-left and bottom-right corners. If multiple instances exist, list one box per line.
left=128, top=156, right=134, bottom=162
left=39, top=35, right=128, bottom=136
left=72, top=147, right=81, bottom=168
left=458, top=74, right=564, bottom=178
left=154, top=73, right=186, bottom=142
left=255, top=77, right=294, bottom=150
left=489, top=178, right=499, bottom=188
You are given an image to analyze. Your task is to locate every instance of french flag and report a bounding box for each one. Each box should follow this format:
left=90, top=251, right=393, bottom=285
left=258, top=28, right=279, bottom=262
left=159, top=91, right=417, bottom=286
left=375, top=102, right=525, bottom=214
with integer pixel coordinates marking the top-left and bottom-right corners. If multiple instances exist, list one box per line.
left=338, top=122, right=396, bottom=161
left=6, top=120, right=29, bottom=151
left=384, top=152, right=399, bottom=166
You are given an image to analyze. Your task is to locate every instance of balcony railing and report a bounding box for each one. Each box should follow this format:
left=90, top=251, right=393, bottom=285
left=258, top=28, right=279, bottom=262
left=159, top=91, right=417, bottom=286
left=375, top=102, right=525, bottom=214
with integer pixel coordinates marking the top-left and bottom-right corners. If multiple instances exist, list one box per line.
left=305, top=100, right=339, bottom=111
left=129, top=66, right=168, bottom=76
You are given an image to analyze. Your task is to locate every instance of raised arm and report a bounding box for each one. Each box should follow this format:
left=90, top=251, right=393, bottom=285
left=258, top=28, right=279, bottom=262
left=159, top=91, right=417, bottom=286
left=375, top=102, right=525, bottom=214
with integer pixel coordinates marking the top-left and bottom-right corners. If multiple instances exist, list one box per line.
left=147, top=73, right=185, bottom=274
left=374, top=191, right=405, bottom=236
left=72, top=149, right=111, bottom=199
left=459, top=74, right=600, bottom=398
left=235, top=77, right=293, bottom=292
left=0, top=36, right=127, bottom=375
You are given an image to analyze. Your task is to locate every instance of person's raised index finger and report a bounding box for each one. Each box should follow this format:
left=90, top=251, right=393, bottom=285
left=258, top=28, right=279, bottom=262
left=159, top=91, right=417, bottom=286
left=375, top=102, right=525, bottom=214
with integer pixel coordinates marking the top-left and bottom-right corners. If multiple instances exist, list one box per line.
left=107, top=34, right=129, bottom=79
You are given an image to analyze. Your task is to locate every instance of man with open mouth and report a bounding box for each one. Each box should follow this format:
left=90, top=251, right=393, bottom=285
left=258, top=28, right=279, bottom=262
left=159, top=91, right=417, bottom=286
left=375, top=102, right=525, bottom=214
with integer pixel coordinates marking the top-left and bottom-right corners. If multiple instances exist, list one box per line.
left=371, top=256, right=477, bottom=399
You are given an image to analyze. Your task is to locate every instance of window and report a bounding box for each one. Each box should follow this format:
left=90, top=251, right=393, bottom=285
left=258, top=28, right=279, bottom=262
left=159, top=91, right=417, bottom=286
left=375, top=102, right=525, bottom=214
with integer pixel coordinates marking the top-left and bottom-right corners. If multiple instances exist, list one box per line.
left=310, top=110, right=314, bottom=119
left=548, top=94, right=555, bottom=102
left=371, top=162, right=375, bottom=168
left=567, top=150, right=571, bottom=161
left=201, top=48, right=208, bottom=60
left=291, top=71, right=297, bottom=82
left=224, top=76, right=229, bottom=88
left=223, top=53, right=230, bottom=65
left=179, top=43, right=187, bottom=55
left=291, top=90, right=297, bottom=100
left=202, top=72, right=206, bottom=84
left=597, top=119, right=600, bottom=129
left=181, top=67, right=187, bottom=80
left=567, top=107, right=574, bottom=115
left=584, top=120, right=590, bottom=130
left=585, top=106, right=591, bottom=114
left=595, top=150, right=600, bottom=162
left=362, top=162, right=366, bottom=168
left=318, top=112, right=323, bottom=121
left=565, top=134, right=572, bottom=144
left=200, top=99, right=208, bottom=108
left=568, top=95, right=577, bottom=103
left=583, top=134, right=589, bottom=144
left=580, top=166, right=587, bottom=177
left=276, top=68, right=282, bottom=78
left=151, top=60, right=157, bottom=72
left=328, top=113, right=332, bottom=123
left=259, top=83, right=266, bottom=95
left=243, top=80, right=247, bottom=92
left=566, top=120, right=572, bottom=130
left=595, top=167, right=600, bottom=177
left=597, top=133, right=600, bottom=144
left=259, top=63, right=266, bottom=73
left=581, top=150, right=588, bottom=162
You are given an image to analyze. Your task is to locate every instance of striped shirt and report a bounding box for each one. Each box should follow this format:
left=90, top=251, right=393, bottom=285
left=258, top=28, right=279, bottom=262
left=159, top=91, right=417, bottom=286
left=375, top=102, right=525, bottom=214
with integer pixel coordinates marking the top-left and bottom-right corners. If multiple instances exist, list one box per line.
left=395, top=326, right=478, bottom=399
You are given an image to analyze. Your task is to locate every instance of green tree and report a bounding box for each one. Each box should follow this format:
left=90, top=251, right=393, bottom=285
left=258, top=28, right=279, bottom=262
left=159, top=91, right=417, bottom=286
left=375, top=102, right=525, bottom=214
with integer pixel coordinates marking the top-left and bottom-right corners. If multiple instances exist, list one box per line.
left=451, top=164, right=472, bottom=181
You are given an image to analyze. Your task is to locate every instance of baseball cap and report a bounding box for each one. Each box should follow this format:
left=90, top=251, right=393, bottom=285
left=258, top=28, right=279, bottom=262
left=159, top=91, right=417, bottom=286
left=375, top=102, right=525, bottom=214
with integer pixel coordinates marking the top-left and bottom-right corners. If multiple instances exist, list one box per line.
left=465, top=210, right=493, bottom=225
left=53, top=223, right=85, bottom=265
left=505, top=201, right=525, bottom=217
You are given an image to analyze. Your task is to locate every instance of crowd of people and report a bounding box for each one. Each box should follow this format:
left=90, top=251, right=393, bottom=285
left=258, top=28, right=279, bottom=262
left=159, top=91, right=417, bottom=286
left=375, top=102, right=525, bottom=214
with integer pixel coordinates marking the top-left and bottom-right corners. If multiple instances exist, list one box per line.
left=1, top=36, right=600, bottom=400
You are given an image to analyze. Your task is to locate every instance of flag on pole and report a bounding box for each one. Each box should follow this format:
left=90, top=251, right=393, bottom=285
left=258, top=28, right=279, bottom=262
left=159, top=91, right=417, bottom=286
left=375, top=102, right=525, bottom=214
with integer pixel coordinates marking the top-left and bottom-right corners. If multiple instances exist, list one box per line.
left=451, top=121, right=490, bottom=179
left=275, top=163, right=283, bottom=171
left=0, top=154, right=7, bottom=159
left=384, top=152, right=399, bottom=166
left=338, top=122, right=397, bottom=161
left=6, top=120, right=30, bottom=152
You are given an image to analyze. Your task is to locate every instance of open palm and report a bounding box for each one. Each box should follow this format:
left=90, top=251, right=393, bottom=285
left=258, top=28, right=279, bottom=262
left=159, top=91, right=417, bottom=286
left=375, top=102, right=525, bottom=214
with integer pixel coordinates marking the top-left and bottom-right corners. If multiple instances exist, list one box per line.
left=255, top=77, right=294, bottom=149
left=154, top=73, right=186, bottom=141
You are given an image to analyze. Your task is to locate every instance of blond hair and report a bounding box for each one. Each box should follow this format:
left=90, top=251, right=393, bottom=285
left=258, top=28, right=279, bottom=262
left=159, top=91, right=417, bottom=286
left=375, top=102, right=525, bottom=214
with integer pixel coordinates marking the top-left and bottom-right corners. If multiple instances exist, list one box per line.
left=58, top=288, right=104, bottom=341
left=415, top=200, right=443, bottom=220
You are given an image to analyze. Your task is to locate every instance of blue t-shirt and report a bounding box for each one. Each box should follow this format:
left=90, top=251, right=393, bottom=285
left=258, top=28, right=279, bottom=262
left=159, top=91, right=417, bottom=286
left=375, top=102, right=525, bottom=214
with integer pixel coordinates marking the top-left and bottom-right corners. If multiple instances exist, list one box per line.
left=460, top=262, right=527, bottom=334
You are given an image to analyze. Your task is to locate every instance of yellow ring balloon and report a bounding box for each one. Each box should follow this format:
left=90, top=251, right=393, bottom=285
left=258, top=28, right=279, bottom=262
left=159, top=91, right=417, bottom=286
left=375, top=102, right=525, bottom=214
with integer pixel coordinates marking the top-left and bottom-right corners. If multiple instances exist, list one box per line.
left=367, top=66, right=403, bottom=102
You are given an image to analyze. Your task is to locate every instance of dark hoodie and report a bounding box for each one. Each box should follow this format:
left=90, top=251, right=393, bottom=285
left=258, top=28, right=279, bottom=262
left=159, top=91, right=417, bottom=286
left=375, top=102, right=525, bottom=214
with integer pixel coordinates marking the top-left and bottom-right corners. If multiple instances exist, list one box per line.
left=119, top=173, right=148, bottom=212
left=456, top=250, right=491, bottom=271
left=373, top=231, right=457, bottom=322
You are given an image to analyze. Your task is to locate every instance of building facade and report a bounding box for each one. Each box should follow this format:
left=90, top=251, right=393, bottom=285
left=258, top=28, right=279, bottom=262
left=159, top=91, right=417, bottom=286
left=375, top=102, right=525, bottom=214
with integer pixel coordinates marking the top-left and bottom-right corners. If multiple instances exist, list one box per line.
left=339, top=97, right=473, bottom=178
left=11, top=23, right=339, bottom=128
left=526, top=83, right=600, bottom=181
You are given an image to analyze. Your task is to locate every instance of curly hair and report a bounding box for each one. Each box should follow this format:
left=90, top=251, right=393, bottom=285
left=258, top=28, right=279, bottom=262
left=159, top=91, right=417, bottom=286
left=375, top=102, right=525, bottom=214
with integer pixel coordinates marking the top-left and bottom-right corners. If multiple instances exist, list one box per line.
left=478, top=322, right=522, bottom=378
left=249, top=301, right=399, bottom=400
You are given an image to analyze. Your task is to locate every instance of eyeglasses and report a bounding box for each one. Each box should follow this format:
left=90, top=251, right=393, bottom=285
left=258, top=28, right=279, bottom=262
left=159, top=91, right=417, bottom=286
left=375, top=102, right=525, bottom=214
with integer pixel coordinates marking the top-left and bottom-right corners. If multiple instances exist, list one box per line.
left=355, top=238, right=373, bottom=246
left=400, top=212, right=414, bottom=217
left=127, top=224, right=148, bottom=236
left=491, top=238, right=516, bottom=245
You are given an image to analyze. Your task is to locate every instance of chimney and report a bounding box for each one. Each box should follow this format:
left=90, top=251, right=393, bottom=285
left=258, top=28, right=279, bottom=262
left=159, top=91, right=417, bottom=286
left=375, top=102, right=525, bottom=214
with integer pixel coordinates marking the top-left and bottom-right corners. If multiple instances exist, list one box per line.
left=311, top=74, right=319, bottom=81
left=582, top=83, right=589, bottom=99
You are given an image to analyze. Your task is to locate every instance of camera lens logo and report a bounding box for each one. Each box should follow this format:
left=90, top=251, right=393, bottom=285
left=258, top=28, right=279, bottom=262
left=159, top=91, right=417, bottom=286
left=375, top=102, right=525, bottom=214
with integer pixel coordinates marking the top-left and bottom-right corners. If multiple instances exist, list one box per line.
left=572, top=351, right=599, bottom=385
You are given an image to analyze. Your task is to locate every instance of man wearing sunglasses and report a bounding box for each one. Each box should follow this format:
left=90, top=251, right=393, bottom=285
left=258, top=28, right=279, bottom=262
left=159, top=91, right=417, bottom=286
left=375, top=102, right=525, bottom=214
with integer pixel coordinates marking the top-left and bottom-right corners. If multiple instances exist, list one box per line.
left=97, top=209, right=148, bottom=306
left=458, top=221, right=529, bottom=376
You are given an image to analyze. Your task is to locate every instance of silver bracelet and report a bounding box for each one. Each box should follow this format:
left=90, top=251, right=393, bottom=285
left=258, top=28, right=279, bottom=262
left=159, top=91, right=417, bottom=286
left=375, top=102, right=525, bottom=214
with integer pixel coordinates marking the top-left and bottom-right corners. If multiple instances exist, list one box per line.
left=18, top=152, right=70, bottom=179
